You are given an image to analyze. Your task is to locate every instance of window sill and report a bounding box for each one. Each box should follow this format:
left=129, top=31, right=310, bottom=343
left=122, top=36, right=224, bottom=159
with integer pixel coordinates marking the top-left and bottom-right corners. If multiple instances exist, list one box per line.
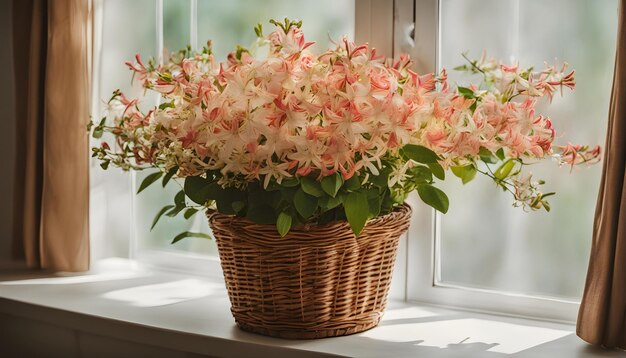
left=0, top=258, right=620, bottom=358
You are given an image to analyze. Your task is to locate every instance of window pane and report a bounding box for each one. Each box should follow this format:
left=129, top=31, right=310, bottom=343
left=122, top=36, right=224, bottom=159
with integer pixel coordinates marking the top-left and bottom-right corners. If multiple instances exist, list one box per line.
left=197, top=0, right=355, bottom=59
left=164, top=0, right=190, bottom=52
left=437, top=0, right=617, bottom=299
left=91, top=0, right=157, bottom=259
left=132, top=0, right=355, bottom=257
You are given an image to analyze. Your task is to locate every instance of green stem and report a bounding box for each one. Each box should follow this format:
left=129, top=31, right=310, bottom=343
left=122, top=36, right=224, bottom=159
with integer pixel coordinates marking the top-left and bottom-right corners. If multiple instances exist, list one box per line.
left=461, top=53, right=486, bottom=75
left=476, top=167, right=518, bottom=198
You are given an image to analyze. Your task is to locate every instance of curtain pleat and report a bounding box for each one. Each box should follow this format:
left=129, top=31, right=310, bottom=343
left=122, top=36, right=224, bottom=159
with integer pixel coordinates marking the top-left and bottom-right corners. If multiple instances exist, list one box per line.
left=577, top=0, right=626, bottom=349
left=12, top=0, right=46, bottom=267
left=11, top=0, right=90, bottom=272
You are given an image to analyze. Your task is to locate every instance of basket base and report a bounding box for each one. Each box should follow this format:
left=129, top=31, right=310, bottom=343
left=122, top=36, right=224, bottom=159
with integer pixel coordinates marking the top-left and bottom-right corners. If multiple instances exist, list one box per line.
left=236, top=318, right=381, bottom=339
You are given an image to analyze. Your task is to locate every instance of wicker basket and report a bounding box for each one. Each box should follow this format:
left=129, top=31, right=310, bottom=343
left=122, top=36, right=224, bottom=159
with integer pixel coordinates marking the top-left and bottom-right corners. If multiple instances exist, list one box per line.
left=207, top=203, right=412, bottom=339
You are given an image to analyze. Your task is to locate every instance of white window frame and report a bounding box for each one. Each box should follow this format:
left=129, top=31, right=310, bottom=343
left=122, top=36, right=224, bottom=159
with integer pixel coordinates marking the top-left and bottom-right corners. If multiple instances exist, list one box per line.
left=91, top=0, right=580, bottom=321
left=400, top=0, right=580, bottom=323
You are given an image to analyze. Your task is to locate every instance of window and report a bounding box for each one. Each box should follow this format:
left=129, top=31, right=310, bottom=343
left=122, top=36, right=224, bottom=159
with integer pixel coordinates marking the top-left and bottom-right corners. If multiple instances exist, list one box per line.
left=405, top=0, right=618, bottom=321
left=90, top=0, right=158, bottom=261
left=91, top=0, right=616, bottom=320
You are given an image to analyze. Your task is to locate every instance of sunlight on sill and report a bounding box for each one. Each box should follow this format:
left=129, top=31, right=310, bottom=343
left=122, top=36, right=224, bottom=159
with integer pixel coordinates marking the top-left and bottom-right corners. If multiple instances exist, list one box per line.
left=101, top=279, right=224, bottom=307
left=363, top=318, right=571, bottom=354
left=0, top=258, right=150, bottom=285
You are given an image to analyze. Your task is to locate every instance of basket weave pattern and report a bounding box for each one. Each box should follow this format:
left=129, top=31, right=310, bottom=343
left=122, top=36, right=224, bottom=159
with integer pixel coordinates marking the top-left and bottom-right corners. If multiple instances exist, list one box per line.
left=208, top=203, right=412, bottom=339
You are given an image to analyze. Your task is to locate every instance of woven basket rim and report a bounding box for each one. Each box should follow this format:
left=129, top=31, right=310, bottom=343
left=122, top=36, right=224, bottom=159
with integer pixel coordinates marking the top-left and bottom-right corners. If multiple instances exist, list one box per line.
left=207, top=202, right=412, bottom=234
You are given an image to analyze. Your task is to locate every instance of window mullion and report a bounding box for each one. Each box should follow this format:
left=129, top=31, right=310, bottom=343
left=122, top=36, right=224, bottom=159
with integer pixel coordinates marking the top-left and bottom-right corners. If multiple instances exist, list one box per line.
left=405, top=0, right=439, bottom=301
left=156, top=0, right=164, bottom=64
left=190, top=0, right=198, bottom=51
left=131, top=0, right=164, bottom=260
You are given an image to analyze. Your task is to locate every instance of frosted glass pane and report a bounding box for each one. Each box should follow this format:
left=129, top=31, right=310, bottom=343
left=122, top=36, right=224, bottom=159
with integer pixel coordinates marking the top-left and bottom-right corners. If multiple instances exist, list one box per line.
left=197, top=0, right=355, bottom=59
left=99, top=0, right=157, bottom=101
left=91, top=0, right=157, bottom=259
left=438, top=0, right=618, bottom=299
left=164, top=0, right=190, bottom=52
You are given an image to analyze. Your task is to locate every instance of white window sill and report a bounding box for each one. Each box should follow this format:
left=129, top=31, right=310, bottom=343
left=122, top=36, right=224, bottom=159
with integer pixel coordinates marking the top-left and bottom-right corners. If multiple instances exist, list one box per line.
left=0, top=258, right=621, bottom=358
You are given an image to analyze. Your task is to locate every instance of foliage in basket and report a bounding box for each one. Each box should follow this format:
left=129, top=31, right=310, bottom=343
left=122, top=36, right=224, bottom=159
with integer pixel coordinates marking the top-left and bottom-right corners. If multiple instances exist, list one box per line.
left=90, top=18, right=600, bottom=241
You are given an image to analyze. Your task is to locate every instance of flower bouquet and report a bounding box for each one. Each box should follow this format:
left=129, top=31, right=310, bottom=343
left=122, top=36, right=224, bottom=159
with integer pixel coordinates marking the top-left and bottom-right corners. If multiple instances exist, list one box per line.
left=91, top=19, right=600, bottom=338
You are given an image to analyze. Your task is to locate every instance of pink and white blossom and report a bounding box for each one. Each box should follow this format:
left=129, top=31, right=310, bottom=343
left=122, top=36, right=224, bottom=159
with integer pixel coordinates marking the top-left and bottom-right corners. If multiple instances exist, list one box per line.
left=97, top=22, right=601, bottom=211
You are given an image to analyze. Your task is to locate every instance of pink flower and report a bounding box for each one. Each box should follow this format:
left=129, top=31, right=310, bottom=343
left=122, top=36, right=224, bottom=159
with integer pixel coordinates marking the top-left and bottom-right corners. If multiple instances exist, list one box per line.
left=125, top=54, right=150, bottom=82
left=556, top=143, right=601, bottom=169
left=500, top=63, right=519, bottom=73
left=98, top=20, right=600, bottom=216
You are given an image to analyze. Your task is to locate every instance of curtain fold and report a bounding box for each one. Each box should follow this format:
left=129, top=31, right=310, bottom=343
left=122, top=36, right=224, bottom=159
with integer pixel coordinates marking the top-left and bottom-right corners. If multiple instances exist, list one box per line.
left=11, top=0, right=90, bottom=272
left=577, top=0, right=626, bottom=349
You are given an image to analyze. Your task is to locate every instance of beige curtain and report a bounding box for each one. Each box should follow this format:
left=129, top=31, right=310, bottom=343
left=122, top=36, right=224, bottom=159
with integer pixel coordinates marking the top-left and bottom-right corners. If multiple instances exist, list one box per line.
left=577, top=0, right=626, bottom=349
left=12, top=0, right=91, bottom=272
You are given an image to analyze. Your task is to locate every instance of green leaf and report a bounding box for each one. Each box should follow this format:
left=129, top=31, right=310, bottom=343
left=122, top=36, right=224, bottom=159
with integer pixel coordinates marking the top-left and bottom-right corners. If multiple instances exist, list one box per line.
left=300, top=176, right=325, bottom=197
left=265, top=180, right=282, bottom=191
left=319, top=195, right=342, bottom=210
left=318, top=210, right=338, bottom=225
left=321, top=173, right=343, bottom=198
left=276, top=211, right=292, bottom=237
left=92, top=127, right=104, bottom=139
left=162, top=166, right=178, bottom=187
left=494, top=159, right=516, bottom=180
left=401, top=144, right=441, bottom=164
left=344, top=191, right=369, bottom=236
left=390, top=189, right=408, bottom=204
left=158, top=101, right=175, bottom=110
left=280, top=177, right=300, bottom=187
left=293, top=189, right=318, bottom=219
left=370, top=167, right=392, bottom=188
left=457, top=86, right=475, bottom=99
left=174, top=190, right=186, bottom=207
left=166, top=205, right=185, bottom=217
left=246, top=203, right=277, bottom=224
left=451, top=165, right=477, bottom=184
left=231, top=201, right=245, bottom=213
left=183, top=208, right=199, bottom=219
left=343, top=175, right=361, bottom=191
left=215, top=187, right=245, bottom=215
left=165, top=190, right=187, bottom=217
left=151, top=205, right=175, bottom=230
left=366, top=189, right=382, bottom=218
left=137, top=171, right=163, bottom=194
left=184, top=176, right=214, bottom=205
left=254, top=23, right=263, bottom=37
left=428, top=162, right=445, bottom=180
left=417, top=184, right=449, bottom=214
left=381, top=191, right=394, bottom=213
left=409, top=166, right=433, bottom=184
left=171, top=231, right=212, bottom=244
left=479, top=147, right=498, bottom=164
left=495, top=148, right=506, bottom=161
left=279, top=186, right=297, bottom=203
left=248, top=185, right=281, bottom=210
left=543, top=201, right=551, bottom=212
